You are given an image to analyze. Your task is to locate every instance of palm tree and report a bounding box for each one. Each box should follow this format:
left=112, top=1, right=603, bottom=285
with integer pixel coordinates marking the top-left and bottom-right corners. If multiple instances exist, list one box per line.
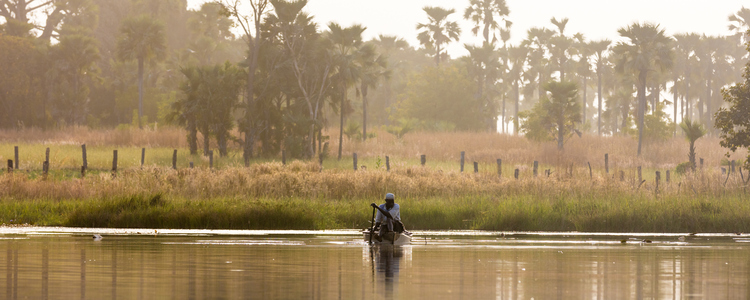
left=358, top=43, right=389, bottom=141
left=463, top=0, right=510, bottom=44
left=589, top=39, right=611, bottom=135
left=116, top=15, right=167, bottom=129
left=728, top=7, right=750, bottom=44
left=47, top=33, right=100, bottom=125
left=465, top=41, right=502, bottom=131
left=680, top=119, right=705, bottom=171
left=417, top=6, right=461, bottom=66
left=506, top=45, right=527, bottom=135
left=329, top=22, right=366, bottom=160
left=614, top=22, right=673, bottom=156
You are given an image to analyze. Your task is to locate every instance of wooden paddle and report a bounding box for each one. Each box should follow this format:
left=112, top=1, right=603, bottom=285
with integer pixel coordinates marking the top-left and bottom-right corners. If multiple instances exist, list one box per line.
left=368, top=204, right=376, bottom=244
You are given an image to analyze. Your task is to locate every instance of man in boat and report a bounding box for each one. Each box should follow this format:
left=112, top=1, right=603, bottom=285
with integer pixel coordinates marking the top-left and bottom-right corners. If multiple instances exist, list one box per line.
left=373, top=193, right=405, bottom=242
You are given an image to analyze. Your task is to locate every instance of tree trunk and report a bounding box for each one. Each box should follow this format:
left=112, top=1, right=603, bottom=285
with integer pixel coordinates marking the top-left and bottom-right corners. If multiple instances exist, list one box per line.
left=514, top=80, right=520, bottom=135
left=337, top=84, right=345, bottom=160
left=187, top=118, right=197, bottom=155
left=244, top=25, right=263, bottom=166
left=203, top=127, right=210, bottom=157
left=501, top=94, right=506, bottom=134
left=637, top=71, right=647, bottom=156
left=673, top=76, right=678, bottom=137
left=137, top=57, right=144, bottom=129
left=597, top=67, right=602, bottom=136
left=582, top=76, right=587, bottom=127
left=362, top=84, right=368, bottom=141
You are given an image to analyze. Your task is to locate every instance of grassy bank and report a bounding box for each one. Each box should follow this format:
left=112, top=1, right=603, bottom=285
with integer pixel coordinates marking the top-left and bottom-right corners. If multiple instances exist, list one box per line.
left=2, top=193, right=750, bottom=233
left=0, top=162, right=748, bottom=232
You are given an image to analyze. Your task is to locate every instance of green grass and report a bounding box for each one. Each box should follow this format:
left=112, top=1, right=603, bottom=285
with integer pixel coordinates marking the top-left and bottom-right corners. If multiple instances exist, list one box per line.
left=2, top=193, right=750, bottom=232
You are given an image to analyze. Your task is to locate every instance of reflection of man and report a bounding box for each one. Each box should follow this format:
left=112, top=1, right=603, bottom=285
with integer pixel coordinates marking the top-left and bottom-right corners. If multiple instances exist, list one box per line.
left=374, top=193, right=402, bottom=241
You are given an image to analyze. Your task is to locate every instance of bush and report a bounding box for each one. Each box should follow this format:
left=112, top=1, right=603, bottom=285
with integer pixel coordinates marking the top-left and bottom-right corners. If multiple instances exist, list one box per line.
left=675, top=162, right=692, bottom=175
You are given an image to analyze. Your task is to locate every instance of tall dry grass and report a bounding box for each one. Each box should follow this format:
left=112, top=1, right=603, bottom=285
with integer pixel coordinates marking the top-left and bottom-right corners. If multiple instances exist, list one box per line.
left=339, top=130, right=747, bottom=170
left=1, top=127, right=745, bottom=170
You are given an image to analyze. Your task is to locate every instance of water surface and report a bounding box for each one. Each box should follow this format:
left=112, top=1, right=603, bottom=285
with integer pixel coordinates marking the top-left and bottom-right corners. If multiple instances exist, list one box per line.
left=0, top=227, right=748, bottom=299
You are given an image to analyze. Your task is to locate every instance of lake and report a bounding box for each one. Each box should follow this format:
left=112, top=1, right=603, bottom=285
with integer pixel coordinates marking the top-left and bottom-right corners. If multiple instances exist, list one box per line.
left=0, top=227, right=748, bottom=299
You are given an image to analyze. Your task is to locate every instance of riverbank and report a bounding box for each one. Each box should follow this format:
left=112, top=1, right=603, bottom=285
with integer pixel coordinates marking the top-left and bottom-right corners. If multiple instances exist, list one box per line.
left=1, top=163, right=748, bottom=232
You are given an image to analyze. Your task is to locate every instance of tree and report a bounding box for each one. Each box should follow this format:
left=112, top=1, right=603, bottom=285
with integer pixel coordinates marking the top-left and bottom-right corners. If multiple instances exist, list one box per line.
left=358, top=42, right=388, bottom=141
left=519, top=80, right=581, bottom=150
left=223, top=0, right=270, bottom=163
left=116, top=14, right=167, bottom=129
left=680, top=119, right=705, bottom=170
left=268, top=0, right=334, bottom=158
left=614, top=22, right=673, bottom=156
left=0, top=33, right=46, bottom=128
left=505, top=45, right=527, bottom=135
left=328, top=22, right=366, bottom=160
left=0, top=0, right=97, bottom=42
left=728, top=7, right=750, bottom=45
left=187, top=2, right=236, bottom=65
left=399, top=65, right=482, bottom=130
left=417, top=6, right=460, bottom=66
left=716, top=52, right=750, bottom=170
left=589, top=39, right=611, bottom=135
left=465, top=41, right=501, bottom=131
left=47, top=32, right=100, bottom=125
left=463, top=0, right=509, bottom=44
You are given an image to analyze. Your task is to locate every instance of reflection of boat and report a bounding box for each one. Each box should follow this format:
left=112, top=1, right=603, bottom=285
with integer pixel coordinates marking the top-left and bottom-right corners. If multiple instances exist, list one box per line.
left=363, top=229, right=412, bottom=245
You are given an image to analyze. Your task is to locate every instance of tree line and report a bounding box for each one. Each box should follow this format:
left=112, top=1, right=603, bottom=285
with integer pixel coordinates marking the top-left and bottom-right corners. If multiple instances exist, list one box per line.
left=2, top=0, right=750, bottom=160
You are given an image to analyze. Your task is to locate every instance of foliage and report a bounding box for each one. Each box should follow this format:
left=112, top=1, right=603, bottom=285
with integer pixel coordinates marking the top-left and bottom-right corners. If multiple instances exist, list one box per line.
left=171, top=62, right=245, bottom=156
left=613, top=22, right=673, bottom=156
left=0, top=34, right=46, bottom=128
left=680, top=119, right=706, bottom=170
left=46, top=32, right=101, bottom=126
left=386, top=118, right=418, bottom=139
left=716, top=72, right=750, bottom=169
left=417, top=6, right=461, bottom=66
left=398, top=65, right=483, bottom=130
left=674, top=162, right=693, bottom=175
left=641, top=101, right=674, bottom=141
left=116, top=14, right=167, bottom=128
left=519, top=80, right=581, bottom=150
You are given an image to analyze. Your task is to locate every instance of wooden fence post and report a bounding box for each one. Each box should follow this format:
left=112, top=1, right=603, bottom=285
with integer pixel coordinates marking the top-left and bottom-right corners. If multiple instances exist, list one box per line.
left=45, top=147, right=50, bottom=166
left=533, top=161, right=538, bottom=177
left=386, top=156, right=390, bottom=171
left=209, top=150, right=214, bottom=169
left=620, top=170, right=625, bottom=182
left=80, top=166, right=85, bottom=178
left=420, top=155, right=426, bottom=166
left=14, top=146, right=18, bottom=169
left=353, top=153, right=358, bottom=171
left=319, top=153, right=324, bottom=172
left=473, top=162, right=478, bottom=173
left=43, top=161, right=49, bottom=179
left=637, top=166, right=642, bottom=182
left=514, top=168, right=519, bottom=179
left=189, top=162, right=194, bottom=169
left=731, top=160, right=736, bottom=174
left=666, top=170, right=670, bottom=183
left=81, top=144, right=87, bottom=171
left=172, top=149, right=177, bottom=170
left=282, top=150, right=286, bottom=165
left=700, top=158, right=703, bottom=169
left=605, top=153, right=609, bottom=174
left=588, top=162, right=592, bottom=179
left=112, top=150, right=118, bottom=176
left=7, top=160, right=12, bottom=173
left=460, top=151, right=465, bottom=172
left=655, top=171, right=661, bottom=194
left=496, top=159, right=502, bottom=178
left=141, top=148, right=145, bottom=167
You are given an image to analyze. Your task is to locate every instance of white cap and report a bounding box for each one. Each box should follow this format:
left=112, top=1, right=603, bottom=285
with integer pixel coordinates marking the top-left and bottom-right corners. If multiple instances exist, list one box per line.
left=385, top=193, right=395, bottom=201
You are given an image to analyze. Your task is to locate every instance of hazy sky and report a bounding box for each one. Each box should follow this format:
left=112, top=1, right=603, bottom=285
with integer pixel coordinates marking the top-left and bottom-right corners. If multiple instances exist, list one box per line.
left=191, top=0, right=748, bottom=57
